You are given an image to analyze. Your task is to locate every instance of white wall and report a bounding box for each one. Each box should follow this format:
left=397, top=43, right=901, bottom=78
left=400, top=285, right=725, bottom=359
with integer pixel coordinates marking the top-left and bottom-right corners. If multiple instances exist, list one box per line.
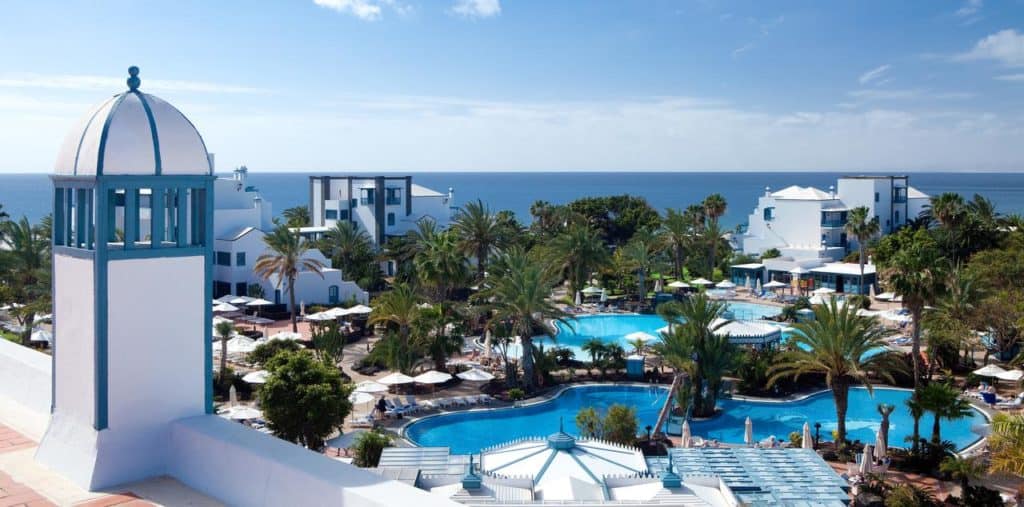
left=53, top=254, right=95, bottom=428
left=0, top=338, right=50, bottom=417
left=168, top=416, right=461, bottom=507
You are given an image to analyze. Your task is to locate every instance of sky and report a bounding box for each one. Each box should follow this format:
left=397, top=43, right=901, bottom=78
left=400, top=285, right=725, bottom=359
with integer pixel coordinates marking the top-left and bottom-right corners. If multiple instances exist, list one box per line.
left=1, top=0, right=1023, bottom=173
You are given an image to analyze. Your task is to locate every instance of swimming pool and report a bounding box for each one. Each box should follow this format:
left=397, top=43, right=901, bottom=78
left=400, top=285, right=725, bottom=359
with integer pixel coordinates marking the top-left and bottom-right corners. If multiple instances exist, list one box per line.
left=404, top=385, right=986, bottom=454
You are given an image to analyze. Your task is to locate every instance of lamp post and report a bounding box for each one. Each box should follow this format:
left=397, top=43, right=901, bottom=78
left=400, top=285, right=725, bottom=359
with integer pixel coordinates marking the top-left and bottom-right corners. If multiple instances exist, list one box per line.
left=814, top=422, right=822, bottom=450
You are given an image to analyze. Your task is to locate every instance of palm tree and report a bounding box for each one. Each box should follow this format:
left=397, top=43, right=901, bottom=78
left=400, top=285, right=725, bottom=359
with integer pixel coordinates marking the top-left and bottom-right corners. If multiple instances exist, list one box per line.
left=321, top=221, right=373, bottom=279
left=368, top=283, right=422, bottom=347
left=412, top=303, right=465, bottom=371
left=1, top=217, right=50, bottom=345
left=844, top=206, right=880, bottom=295
left=627, top=337, right=647, bottom=355
left=702, top=194, right=727, bottom=275
left=581, top=338, right=607, bottom=377
left=940, top=455, right=986, bottom=493
left=918, top=382, right=974, bottom=445
left=879, top=228, right=946, bottom=390
left=453, top=199, right=503, bottom=282
left=474, top=248, right=568, bottom=392
left=931, top=267, right=984, bottom=366
left=617, top=231, right=660, bottom=306
left=547, top=223, right=609, bottom=297
left=654, top=294, right=730, bottom=418
left=660, top=209, right=690, bottom=279
left=988, top=412, right=1024, bottom=476
left=877, top=403, right=895, bottom=452
left=415, top=230, right=469, bottom=302
left=768, top=299, right=904, bottom=447
left=253, top=224, right=324, bottom=332
left=905, top=394, right=925, bottom=455
left=215, top=320, right=235, bottom=384
left=281, top=206, right=311, bottom=228
left=697, top=332, right=739, bottom=414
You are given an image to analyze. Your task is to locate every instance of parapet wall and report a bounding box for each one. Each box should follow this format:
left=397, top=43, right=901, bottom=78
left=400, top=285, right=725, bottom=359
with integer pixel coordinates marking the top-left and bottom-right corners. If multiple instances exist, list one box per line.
left=0, top=338, right=51, bottom=417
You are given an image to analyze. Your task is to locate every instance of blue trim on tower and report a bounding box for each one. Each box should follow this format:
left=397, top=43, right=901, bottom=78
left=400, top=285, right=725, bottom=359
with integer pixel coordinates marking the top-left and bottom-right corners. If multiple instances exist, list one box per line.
left=203, top=179, right=215, bottom=413
left=133, top=92, right=162, bottom=176
left=94, top=180, right=109, bottom=429
left=72, top=95, right=117, bottom=176
left=95, top=93, right=130, bottom=177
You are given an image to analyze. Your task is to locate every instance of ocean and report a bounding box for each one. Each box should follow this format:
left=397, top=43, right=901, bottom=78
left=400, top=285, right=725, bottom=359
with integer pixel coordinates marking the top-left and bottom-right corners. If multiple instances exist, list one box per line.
left=3, top=171, right=1024, bottom=228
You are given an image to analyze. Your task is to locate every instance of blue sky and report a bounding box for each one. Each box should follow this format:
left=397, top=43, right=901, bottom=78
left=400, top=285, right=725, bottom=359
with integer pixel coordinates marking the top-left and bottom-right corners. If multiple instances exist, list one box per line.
left=1, top=0, right=1023, bottom=172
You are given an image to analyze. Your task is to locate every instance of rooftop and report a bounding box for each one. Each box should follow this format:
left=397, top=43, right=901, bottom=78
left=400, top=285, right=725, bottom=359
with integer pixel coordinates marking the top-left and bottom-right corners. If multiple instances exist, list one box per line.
left=770, top=185, right=834, bottom=201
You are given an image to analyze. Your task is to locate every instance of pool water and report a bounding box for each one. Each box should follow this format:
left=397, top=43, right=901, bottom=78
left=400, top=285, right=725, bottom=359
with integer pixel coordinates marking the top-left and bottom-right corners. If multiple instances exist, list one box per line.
left=404, top=385, right=986, bottom=454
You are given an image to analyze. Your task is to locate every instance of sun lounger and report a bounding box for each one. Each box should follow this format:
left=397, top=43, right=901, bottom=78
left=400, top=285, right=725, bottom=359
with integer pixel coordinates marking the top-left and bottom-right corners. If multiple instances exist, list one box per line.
left=403, top=395, right=421, bottom=412
left=453, top=396, right=470, bottom=407
left=997, top=394, right=1023, bottom=409
left=384, top=399, right=410, bottom=417
left=392, top=396, right=416, bottom=413
left=477, top=394, right=493, bottom=404
left=350, top=414, right=375, bottom=428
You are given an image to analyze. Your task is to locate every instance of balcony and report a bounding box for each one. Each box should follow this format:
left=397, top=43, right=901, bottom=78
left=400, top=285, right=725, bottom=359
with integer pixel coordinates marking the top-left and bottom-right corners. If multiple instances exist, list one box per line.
left=385, top=197, right=401, bottom=206
left=820, top=218, right=846, bottom=228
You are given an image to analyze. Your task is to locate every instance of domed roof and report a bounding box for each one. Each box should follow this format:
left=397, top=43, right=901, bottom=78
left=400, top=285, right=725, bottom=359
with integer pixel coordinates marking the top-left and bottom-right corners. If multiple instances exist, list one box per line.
left=54, top=67, right=212, bottom=177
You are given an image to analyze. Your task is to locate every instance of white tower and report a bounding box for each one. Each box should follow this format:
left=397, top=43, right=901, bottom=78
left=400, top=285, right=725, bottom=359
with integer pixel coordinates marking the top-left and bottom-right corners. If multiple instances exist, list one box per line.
left=36, top=67, right=215, bottom=490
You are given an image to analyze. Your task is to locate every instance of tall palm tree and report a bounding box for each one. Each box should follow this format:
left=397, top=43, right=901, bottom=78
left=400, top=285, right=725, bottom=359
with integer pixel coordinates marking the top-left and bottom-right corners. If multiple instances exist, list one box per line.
left=368, top=283, right=422, bottom=347
left=702, top=194, right=727, bottom=275
left=547, top=223, right=609, bottom=297
left=655, top=294, right=730, bottom=418
left=627, top=337, right=647, bottom=355
left=905, top=394, right=925, bottom=455
left=918, top=381, right=974, bottom=445
left=281, top=206, right=311, bottom=228
left=988, top=412, right=1024, bottom=476
left=581, top=338, right=607, bottom=377
left=879, top=228, right=946, bottom=390
left=844, top=206, right=880, bottom=294
left=453, top=199, right=503, bottom=282
left=877, top=403, right=895, bottom=452
left=215, top=320, right=235, bottom=384
left=253, top=224, right=324, bottom=332
left=617, top=231, right=660, bottom=305
left=2, top=217, right=50, bottom=345
left=415, top=231, right=469, bottom=302
left=932, top=267, right=984, bottom=365
left=660, top=208, right=690, bottom=279
left=768, top=299, right=904, bottom=447
left=321, top=221, right=373, bottom=279
left=474, top=248, right=568, bottom=392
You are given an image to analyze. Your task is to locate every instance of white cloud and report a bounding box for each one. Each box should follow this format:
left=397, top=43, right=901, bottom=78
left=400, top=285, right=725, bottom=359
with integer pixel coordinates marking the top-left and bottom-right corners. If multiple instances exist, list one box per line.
left=0, top=73, right=269, bottom=95
left=955, top=29, right=1024, bottom=67
left=732, top=43, right=755, bottom=58
left=955, top=0, right=982, bottom=17
left=450, top=0, right=501, bottom=19
left=858, top=64, right=891, bottom=85
left=313, top=0, right=383, bottom=20
left=996, top=73, right=1024, bottom=82
left=847, top=88, right=973, bottom=101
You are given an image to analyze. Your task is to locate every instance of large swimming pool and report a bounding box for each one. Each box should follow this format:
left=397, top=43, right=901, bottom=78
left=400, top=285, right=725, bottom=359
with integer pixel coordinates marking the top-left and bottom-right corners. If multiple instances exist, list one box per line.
left=404, top=385, right=986, bottom=454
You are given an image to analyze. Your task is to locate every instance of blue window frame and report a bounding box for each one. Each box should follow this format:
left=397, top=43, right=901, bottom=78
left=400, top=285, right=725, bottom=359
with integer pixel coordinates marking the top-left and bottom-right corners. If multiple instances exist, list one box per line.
left=339, top=209, right=349, bottom=220
left=386, top=188, right=401, bottom=206
left=235, top=282, right=247, bottom=296
left=236, top=252, right=246, bottom=266
left=763, top=207, right=774, bottom=221
left=328, top=285, right=339, bottom=304
left=216, top=251, right=231, bottom=266
left=350, top=198, right=357, bottom=208
left=360, top=189, right=374, bottom=205
left=874, top=192, right=879, bottom=202
left=325, top=209, right=338, bottom=220
left=387, top=212, right=395, bottom=226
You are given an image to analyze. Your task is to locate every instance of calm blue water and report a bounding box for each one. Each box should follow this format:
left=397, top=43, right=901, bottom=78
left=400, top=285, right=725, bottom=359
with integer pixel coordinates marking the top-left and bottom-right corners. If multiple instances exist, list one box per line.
left=5, top=171, right=1024, bottom=226
left=404, top=385, right=986, bottom=454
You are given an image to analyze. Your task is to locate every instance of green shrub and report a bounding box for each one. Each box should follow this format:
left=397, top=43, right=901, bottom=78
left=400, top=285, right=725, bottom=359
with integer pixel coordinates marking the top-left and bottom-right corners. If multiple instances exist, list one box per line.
left=248, top=339, right=302, bottom=365
left=575, top=407, right=602, bottom=438
left=352, top=429, right=392, bottom=467
left=602, top=405, right=638, bottom=445
left=507, top=388, right=526, bottom=401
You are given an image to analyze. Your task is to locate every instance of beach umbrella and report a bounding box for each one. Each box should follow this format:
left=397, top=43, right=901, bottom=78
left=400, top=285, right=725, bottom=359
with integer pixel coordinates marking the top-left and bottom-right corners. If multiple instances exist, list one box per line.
left=349, top=391, right=375, bottom=405
left=755, top=278, right=762, bottom=292
left=414, top=370, right=453, bottom=385
left=653, top=278, right=663, bottom=293
left=246, top=298, right=273, bottom=307
left=874, top=430, right=887, bottom=460
left=812, top=287, right=836, bottom=295
left=212, top=315, right=234, bottom=326
left=229, top=385, right=238, bottom=406
left=345, top=304, right=373, bottom=315
left=266, top=331, right=302, bottom=342
left=744, top=417, right=753, bottom=446
left=716, top=280, right=736, bottom=289
left=996, top=369, right=1024, bottom=382
left=30, top=329, right=52, bottom=344
left=869, top=284, right=876, bottom=299
left=681, top=420, right=692, bottom=448
left=457, top=368, right=495, bottom=382
left=860, top=445, right=874, bottom=475
left=582, top=286, right=603, bottom=295
left=575, top=291, right=582, bottom=306
left=624, top=331, right=658, bottom=343
left=242, top=370, right=269, bottom=384
left=690, top=278, right=713, bottom=286
left=222, top=336, right=257, bottom=354
left=483, top=329, right=493, bottom=358
left=973, top=364, right=1008, bottom=378
left=354, top=380, right=389, bottom=394
left=667, top=281, right=690, bottom=289
left=304, top=312, right=334, bottom=322
left=744, top=275, right=751, bottom=290
left=300, top=301, right=305, bottom=316
left=377, top=372, right=415, bottom=385
left=222, top=406, right=262, bottom=420
left=213, top=302, right=240, bottom=313
left=764, top=280, right=786, bottom=289
left=802, top=422, right=813, bottom=449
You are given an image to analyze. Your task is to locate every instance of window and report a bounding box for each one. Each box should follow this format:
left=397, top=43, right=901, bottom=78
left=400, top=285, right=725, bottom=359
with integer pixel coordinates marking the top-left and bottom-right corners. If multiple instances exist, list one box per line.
left=213, top=281, right=231, bottom=298
left=216, top=251, right=231, bottom=266
left=339, top=209, right=349, bottom=220
left=325, top=209, right=338, bottom=220
left=351, top=198, right=358, bottom=208
left=387, top=212, right=395, bottom=226
left=236, top=282, right=247, bottom=296
left=328, top=285, right=339, bottom=304
left=236, top=252, right=246, bottom=266
left=895, top=210, right=900, bottom=223
left=386, top=188, right=401, bottom=206
left=874, top=192, right=879, bottom=202
left=763, top=207, right=774, bottom=221
left=360, top=189, right=375, bottom=205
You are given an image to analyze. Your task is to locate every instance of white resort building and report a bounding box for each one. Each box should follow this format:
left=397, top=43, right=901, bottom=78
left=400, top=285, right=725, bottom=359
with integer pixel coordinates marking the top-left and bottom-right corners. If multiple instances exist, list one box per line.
left=731, top=176, right=930, bottom=294
left=306, top=175, right=456, bottom=246
left=213, top=167, right=368, bottom=306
